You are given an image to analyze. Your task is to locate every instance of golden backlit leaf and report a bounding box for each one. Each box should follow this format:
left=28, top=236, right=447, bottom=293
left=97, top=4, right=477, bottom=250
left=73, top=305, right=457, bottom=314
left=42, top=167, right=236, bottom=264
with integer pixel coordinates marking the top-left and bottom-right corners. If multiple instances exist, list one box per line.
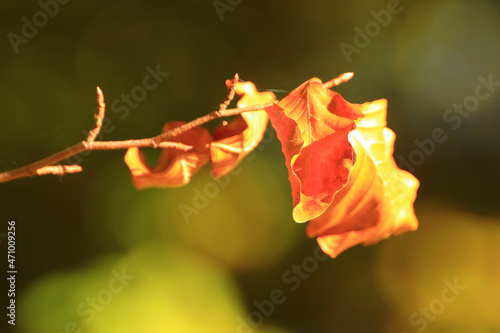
left=306, top=99, right=420, bottom=258
left=124, top=121, right=211, bottom=189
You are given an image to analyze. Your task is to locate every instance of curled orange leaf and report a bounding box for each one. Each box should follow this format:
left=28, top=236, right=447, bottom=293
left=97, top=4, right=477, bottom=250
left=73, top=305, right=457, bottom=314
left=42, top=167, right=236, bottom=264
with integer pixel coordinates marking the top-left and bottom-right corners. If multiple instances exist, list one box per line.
left=306, top=99, right=420, bottom=258
left=124, top=121, right=212, bottom=189
left=266, top=78, right=364, bottom=222
left=210, top=81, right=274, bottom=178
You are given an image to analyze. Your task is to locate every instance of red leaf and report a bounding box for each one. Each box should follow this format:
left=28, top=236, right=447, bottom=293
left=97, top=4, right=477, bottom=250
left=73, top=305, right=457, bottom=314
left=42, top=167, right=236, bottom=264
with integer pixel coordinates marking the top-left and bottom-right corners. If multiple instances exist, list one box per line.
left=124, top=121, right=211, bottom=189
left=210, top=81, right=274, bottom=178
left=266, top=78, right=364, bottom=222
left=306, top=99, right=420, bottom=258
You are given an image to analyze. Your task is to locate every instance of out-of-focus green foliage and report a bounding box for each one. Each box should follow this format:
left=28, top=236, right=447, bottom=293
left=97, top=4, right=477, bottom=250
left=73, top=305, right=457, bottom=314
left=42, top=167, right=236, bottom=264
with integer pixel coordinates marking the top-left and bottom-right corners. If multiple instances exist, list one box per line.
left=19, top=243, right=246, bottom=332
left=376, top=203, right=500, bottom=332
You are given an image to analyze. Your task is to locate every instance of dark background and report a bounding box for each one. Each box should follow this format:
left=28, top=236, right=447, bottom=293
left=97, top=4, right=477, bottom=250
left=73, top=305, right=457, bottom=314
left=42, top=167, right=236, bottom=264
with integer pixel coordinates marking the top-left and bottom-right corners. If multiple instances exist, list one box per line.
left=1, top=0, right=500, bottom=332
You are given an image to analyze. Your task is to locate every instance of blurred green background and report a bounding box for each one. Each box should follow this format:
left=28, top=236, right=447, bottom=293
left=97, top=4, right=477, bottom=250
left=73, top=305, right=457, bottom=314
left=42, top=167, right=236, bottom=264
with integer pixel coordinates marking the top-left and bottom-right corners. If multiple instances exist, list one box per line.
left=1, top=0, right=500, bottom=332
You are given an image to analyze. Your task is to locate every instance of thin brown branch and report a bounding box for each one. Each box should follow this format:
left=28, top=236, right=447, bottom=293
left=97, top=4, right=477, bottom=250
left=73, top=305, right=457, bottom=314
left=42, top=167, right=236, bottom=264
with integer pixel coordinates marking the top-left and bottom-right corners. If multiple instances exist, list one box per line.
left=87, top=140, right=194, bottom=151
left=151, top=102, right=274, bottom=144
left=36, top=165, right=83, bottom=176
left=0, top=82, right=276, bottom=184
left=218, top=73, right=239, bottom=112
left=322, top=72, right=354, bottom=89
left=0, top=142, right=87, bottom=183
left=86, top=87, right=106, bottom=142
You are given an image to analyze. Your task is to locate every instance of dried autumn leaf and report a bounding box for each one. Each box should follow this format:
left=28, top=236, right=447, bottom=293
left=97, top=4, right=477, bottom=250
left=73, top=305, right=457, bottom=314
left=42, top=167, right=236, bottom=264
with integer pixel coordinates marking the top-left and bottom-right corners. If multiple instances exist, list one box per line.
left=124, top=121, right=211, bottom=189
left=266, top=78, right=364, bottom=223
left=306, top=99, right=420, bottom=258
left=210, top=81, right=274, bottom=178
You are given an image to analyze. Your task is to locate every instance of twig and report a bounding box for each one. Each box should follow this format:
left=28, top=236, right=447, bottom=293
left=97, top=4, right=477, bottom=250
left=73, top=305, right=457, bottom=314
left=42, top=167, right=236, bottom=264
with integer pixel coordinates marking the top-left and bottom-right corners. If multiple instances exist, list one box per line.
left=36, top=165, right=83, bottom=176
left=0, top=143, right=88, bottom=183
left=86, top=87, right=106, bottom=143
left=0, top=84, right=275, bottom=184
left=322, top=72, right=354, bottom=89
left=0, top=73, right=351, bottom=184
left=151, top=102, right=274, bottom=144
left=218, top=73, right=239, bottom=112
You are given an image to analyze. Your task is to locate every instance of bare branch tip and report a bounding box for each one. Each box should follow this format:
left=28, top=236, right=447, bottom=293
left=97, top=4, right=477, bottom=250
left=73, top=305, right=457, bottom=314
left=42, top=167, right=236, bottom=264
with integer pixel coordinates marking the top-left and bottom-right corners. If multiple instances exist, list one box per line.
left=323, top=72, right=355, bottom=89
left=86, top=86, right=107, bottom=143
left=218, top=74, right=239, bottom=112
left=96, top=87, right=105, bottom=105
